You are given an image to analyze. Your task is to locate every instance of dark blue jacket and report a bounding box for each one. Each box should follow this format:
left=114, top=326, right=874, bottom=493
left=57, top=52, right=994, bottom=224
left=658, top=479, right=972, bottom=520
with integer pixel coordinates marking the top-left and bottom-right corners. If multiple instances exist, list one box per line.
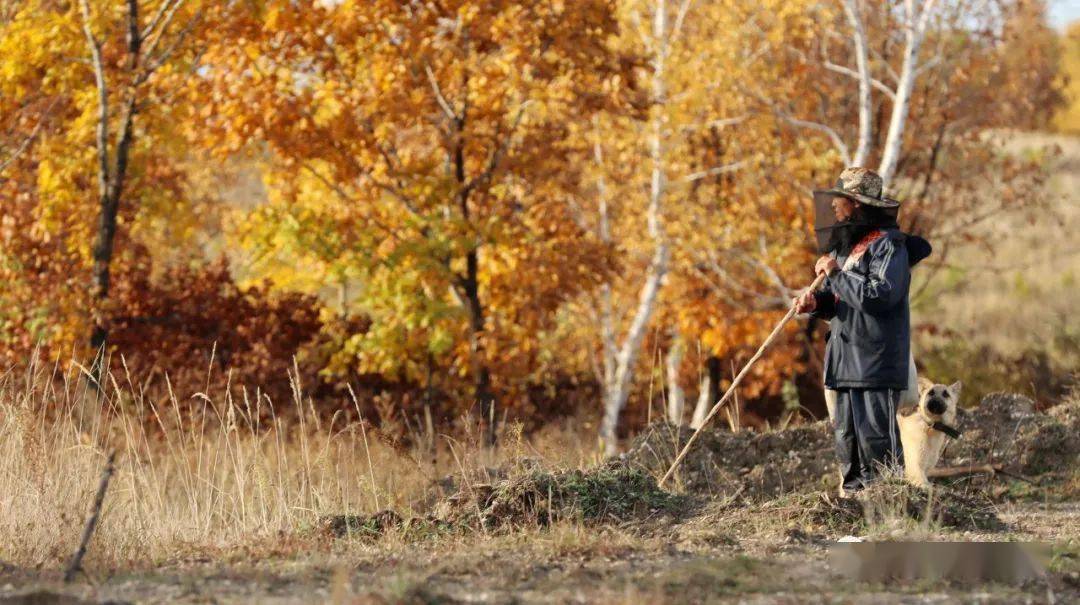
left=810, top=228, right=911, bottom=390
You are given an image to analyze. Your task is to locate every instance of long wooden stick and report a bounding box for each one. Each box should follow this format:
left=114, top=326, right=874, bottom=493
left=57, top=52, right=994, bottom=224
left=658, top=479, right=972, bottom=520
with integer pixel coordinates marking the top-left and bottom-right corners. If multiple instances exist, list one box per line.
left=65, top=450, right=117, bottom=583
left=659, top=272, right=827, bottom=487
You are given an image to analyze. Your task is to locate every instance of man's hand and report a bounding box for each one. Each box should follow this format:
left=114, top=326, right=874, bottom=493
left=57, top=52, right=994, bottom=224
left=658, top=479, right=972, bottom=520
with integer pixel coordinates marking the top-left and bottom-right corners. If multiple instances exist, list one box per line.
left=793, top=290, right=816, bottom=314
left=815, top=255, right=839, bottom=277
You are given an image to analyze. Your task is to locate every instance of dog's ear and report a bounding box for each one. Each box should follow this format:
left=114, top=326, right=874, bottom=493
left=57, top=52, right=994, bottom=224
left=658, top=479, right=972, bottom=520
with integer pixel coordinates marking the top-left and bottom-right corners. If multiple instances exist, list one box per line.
left=947, top=381, right=962, bottom=399
left=917, top=376, right=935, bottom=396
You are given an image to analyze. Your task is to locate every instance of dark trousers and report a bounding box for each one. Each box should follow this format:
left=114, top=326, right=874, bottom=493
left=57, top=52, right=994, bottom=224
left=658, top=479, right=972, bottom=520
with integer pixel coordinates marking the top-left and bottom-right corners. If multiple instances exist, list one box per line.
left=834, top=388, right=904, bottom=492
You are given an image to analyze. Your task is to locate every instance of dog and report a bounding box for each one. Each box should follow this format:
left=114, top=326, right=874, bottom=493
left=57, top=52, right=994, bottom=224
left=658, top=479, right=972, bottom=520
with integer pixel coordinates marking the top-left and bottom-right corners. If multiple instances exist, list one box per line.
left=896, top=377, right=962, bottom=488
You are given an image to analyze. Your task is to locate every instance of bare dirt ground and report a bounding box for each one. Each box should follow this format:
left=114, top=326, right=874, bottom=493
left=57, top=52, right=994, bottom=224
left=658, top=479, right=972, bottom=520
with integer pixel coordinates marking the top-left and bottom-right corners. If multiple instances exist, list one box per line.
left=0, top=501, right=1075, bottom=604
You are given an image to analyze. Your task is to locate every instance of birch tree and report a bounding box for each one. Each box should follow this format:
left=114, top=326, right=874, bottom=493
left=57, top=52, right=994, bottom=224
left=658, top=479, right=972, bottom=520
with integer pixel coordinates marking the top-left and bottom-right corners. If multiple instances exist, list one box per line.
left=876, top=0, right=939, bottom=186
left=0, top=0, right=210, bottom=362
left=839, top=0, right=873, bottom=167
left=594, top=0, right=675, bottom=453
left=665, top=329, right=685, bottom=424
left=594, top=0, right=788, bottom=450
left=761, top=0, right=942, bottom=186
left=76, top=0, right=205, bottom=355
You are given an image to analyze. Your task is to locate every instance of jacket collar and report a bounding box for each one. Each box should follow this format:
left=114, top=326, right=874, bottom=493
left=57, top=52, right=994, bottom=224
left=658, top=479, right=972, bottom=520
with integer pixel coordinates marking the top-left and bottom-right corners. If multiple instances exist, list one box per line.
left=840, top=229, right=887, bottom=269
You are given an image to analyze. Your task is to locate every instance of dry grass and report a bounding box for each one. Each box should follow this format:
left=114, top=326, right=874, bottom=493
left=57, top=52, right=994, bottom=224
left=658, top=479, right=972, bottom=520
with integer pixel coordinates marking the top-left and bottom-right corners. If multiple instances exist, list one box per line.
left=1, top=350, right=1073, bottom=605
left=0, top=355, right=597, bottom=570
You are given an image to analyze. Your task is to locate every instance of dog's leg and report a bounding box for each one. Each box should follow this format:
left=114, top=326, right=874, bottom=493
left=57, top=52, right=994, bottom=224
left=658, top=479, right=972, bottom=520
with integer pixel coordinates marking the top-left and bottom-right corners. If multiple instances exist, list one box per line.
left=897, top=414, right=929, bottom=487
left=923, top=435, right=945, bottom=471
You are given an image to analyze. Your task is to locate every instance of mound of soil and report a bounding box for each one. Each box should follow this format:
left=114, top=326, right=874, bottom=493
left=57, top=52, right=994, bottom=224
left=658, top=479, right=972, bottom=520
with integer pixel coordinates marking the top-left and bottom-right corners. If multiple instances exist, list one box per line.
left=627, top=392, right=1078, bottom=503
left=946, top=393, right=1080, bottom=476
left=763, top=479, right=1005, bottom=537
left=623, top=422, right=837, bottom=500
left=432, top=462, right=684, bottom=529
left=320, top=392, right=1074, bottom=541
left=853, top=479, right=1006, bottom=533
left=321, top=462, right=684, bottom=538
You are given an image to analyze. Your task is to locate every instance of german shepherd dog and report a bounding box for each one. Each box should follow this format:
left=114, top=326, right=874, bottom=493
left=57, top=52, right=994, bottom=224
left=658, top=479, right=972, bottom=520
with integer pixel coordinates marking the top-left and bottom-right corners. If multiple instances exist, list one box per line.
left=896, top=378, right=962, bottom=488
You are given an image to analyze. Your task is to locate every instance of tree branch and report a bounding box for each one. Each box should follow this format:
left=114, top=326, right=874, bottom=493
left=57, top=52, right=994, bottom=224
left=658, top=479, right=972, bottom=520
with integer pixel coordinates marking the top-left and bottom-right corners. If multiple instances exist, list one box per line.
left=822, top=60, right=896, bottom=101
left=143, top=7, right=204, bottom=80
left=0, top=99, right=55, bottom=176
left=744, top=86, right=851, bottom=164
left=462, top=100, right=532, bottom=199
left=679, top=159, right=746, bottom=184
left=680, top=115, right=747, bottom=133
left=78, top=0, right=111, bottom=198
left=141, top=0, right=182, bottom=41
left=424, top=63, right=459, bottom=123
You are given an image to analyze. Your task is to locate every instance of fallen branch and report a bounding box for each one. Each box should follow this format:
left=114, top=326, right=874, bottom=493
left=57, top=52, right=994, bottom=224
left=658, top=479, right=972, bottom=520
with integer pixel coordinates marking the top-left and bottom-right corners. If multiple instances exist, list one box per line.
left=927, top=463, right=1001, bottom=478
left=927, top=463, right=1036, bottom=485
left=65, top=450, right=117, bottom=583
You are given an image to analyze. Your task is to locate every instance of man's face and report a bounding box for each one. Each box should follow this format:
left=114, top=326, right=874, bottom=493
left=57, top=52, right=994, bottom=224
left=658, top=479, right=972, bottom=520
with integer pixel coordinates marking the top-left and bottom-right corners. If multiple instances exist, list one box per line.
left=832, top=197, right=859, bottom=221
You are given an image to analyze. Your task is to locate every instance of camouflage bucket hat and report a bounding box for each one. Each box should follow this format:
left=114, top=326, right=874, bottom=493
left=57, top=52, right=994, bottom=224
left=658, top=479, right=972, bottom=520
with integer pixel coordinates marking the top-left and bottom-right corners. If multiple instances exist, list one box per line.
left=815, top=167, right=900, bottom=208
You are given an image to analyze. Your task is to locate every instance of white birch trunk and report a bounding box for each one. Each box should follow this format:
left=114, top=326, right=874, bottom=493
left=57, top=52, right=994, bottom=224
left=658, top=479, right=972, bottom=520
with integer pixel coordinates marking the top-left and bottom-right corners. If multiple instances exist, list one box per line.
left=878, top=0, right=938, bottom=186
left=842, top=0, right=873, bottom=167
left=593, top=120, right=618, bottom=394
left=599, top=246, right=669, bottom=453
left=691, top=374, right=710, bottom=429
left=665, top=330, right=685, bottom=424
left=599, top=0, right=671, bottom=454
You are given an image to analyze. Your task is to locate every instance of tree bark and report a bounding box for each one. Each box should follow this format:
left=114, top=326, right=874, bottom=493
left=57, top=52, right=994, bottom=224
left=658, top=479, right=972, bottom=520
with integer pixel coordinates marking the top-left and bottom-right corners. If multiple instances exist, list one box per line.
left=691, top=373, right=710, bottom=429
left=90, top=94, right=137, bottom=354
left=665, top=329, right=685, bottom=424
left=691, top=355, right=722, bottom=428
left=878, top=0, right=938, bottom=186
left=448, top=93, right=498, bottom=445
left=707, top=355, right=722, bottom=406
left=842, top=0, right=873, bottom=167
left=599, top=244, right=667, bottom=452
left=593, top=119, right=618, bottom=402
left=597, top=0, right=674, bottom=454
left=461, top=248, right=496, bottom=445
left=83, top=0, right=141, bottom=361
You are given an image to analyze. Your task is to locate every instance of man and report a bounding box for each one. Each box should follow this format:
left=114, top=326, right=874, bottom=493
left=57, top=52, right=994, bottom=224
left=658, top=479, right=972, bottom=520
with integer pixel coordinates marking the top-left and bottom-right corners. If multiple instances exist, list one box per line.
left=794, top=167, right=922, bottom=495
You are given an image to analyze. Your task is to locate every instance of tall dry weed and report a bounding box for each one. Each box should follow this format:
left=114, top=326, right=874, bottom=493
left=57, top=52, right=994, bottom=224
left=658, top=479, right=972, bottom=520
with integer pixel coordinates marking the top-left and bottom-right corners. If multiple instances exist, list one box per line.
left=0, top=355, right=591, bottom=570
